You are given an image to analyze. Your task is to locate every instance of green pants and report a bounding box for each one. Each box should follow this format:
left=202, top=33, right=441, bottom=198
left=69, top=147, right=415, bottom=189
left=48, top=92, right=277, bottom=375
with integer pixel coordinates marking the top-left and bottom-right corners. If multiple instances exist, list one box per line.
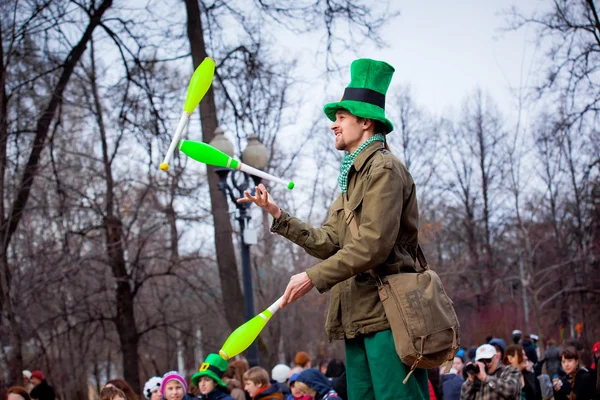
left=345, top=329, right=429, bottom=400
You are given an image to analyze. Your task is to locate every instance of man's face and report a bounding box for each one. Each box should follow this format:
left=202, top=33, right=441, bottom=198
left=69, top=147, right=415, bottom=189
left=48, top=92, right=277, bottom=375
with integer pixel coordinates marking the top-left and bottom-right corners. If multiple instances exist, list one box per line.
left=331, top=110, right=370, bottom=153
left=31, top=377, right=42, bottom=386
left=244, top=380, right=262, bottom=397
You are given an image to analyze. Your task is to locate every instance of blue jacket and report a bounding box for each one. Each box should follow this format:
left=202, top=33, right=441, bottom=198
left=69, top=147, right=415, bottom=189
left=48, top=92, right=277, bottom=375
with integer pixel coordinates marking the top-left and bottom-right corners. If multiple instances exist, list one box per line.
left=198, top=388, right=235, bottom=400
left=296, top=369, right=342, bottom=400
left=441, top=373, right=464, bottom=400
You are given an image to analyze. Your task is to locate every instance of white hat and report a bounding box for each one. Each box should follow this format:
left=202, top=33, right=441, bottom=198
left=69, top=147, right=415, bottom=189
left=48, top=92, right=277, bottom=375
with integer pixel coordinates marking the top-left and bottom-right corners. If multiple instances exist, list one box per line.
left=271, top=364, right=291, bottom=383
left=530, top=334, right=539, bottom=341
left=475, top=344, right=497, bottom=361
left=143, top=376, right=162, bottom=399
left=512, top=329, right=522, bottom=336
left=23, top=370, right=32, bottom=379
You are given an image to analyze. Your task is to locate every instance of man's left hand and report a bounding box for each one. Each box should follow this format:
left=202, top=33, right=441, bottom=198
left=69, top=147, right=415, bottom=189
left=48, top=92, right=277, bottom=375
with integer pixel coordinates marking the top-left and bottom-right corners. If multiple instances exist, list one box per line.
left=476, top=362, right=487, bottom=382
left=281, top=272, right=314, bottom=307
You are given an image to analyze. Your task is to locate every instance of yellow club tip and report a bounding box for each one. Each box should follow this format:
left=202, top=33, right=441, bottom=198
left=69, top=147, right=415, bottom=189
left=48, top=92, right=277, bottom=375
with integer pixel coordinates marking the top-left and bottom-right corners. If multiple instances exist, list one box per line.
left=159, top=163, right=169, bottom=171
left=219, top=350, right=229, bottom=360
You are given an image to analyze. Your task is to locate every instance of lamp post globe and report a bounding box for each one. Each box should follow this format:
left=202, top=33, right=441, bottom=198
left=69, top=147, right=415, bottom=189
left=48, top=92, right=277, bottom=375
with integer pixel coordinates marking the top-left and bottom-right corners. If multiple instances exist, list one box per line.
left=209, top=126, right=234, bottom=157
left=242, top=135, right=268, bottom=170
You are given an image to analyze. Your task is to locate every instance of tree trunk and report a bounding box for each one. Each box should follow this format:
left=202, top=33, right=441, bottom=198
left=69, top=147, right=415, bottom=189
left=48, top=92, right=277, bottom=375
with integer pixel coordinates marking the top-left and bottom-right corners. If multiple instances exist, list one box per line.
left=90, top=39, right=140, bottom=394
left=183, top=0, right=245, bottom=330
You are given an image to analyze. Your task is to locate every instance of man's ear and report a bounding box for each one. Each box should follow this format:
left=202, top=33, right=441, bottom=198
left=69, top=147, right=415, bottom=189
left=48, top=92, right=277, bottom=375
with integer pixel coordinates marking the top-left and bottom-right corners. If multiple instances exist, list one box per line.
left=362, top=118, right=374, bottom=130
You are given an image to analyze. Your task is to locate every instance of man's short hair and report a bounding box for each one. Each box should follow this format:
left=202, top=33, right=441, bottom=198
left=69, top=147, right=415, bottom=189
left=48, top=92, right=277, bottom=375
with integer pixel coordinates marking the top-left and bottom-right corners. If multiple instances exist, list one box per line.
left=243, top=366, right=270, bottom=386
left=355, top=117, right=389, bottom=134
left=560, top=348, right=578, bottom=361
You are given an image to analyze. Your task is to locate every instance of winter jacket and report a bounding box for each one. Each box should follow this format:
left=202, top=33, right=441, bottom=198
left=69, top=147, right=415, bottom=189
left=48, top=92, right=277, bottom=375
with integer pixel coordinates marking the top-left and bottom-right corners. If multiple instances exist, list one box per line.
left=553, top=367, right=597, bottom=400
left=254, top=382, right=284, bottom=400
left=543, top=345, right=561, bottom=378
left=30, top=380, right=56, bottom=400
left=271, top=141, right=419, bottom=340
left=198, top=388, right=235, bottom=400
left=522, top=370, right=540, bottom=400
left=295, top=369, right=341, bottom=400
left=441, top=373, right=464, bottom=400
left=460, top=364, right=521, bottom=400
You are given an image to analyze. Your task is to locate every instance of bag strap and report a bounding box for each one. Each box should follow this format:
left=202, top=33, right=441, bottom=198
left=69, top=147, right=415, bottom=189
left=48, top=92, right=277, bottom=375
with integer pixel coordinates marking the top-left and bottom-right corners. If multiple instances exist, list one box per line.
left=342, top=196, right=429, bottom=272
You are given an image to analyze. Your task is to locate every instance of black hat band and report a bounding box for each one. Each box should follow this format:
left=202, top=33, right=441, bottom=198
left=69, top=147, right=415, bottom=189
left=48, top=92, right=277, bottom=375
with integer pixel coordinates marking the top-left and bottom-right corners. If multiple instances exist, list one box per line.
left=342, top=88, right=385, bottom=109
left=199, top=363, right=224, bottom=379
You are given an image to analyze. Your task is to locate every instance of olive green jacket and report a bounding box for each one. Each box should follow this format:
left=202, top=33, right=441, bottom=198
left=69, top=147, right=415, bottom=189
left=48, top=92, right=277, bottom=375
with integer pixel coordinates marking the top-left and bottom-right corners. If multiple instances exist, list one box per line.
left=271, top=141, right=420, bottom=340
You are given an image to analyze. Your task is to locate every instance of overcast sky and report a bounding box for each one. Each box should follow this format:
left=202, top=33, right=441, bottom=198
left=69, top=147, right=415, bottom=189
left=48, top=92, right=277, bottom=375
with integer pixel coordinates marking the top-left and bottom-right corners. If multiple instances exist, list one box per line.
left=278, top=0, right=544, bottom=130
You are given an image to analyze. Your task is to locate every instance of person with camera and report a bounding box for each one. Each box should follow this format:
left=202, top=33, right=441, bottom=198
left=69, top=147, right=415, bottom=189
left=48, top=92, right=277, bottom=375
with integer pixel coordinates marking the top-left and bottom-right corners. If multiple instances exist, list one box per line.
left=460, top=344, right=521, bottom=400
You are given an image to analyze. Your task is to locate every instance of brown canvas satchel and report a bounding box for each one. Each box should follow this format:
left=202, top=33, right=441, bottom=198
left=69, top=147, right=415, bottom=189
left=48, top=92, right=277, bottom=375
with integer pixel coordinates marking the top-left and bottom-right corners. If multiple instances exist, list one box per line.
left=344, top=197, right=460, bottom=383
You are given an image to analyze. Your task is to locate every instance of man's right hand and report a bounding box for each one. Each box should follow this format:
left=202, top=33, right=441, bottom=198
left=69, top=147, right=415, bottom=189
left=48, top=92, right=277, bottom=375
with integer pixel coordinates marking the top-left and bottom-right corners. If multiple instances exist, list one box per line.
left=236, top=183, right=281, bottom=219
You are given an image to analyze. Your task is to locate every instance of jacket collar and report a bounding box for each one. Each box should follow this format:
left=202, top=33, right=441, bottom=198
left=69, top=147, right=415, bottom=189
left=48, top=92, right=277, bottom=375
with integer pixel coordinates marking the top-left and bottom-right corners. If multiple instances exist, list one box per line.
left=352, top=141, right=384, bottom=172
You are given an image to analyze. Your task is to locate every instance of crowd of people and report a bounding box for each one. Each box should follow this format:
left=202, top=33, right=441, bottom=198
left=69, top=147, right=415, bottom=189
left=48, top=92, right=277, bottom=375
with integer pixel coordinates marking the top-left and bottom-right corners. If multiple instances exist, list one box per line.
left=5, top=351, right=345, bottom=400
left=432, top=330, right=600, bottom=400
left=5, top=333, right=600, bottom=400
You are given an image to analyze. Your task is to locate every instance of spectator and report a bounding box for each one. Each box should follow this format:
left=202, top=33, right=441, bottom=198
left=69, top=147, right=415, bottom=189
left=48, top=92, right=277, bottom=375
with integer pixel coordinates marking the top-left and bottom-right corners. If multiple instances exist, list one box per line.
left=460, top=344, right=521, bottom=400
left=593, top=341, right=600, bottom=397
left=192, top=353, right=234, bottom=400
left=294, top=369, right=340, bottom=400
left=223, top=361, right=248, bottom=400
left=285, top=373, right=311, bottom=400
left=105, top=379, right=138, bottom=400
left=7, top=387, right=31, bottom=400
left=521, top=336, right=538, bottom=365
left=243, top=367, right=283, bottom=400
left=143, top=376, right=162, bottom=400
left=504, top=344, right=539, bottom=400
left=324, top=359, right=345, bottom=381
left=512, top=330, right=523, bottom=345
left=552, top=349, right=596, bottom=400
left=441, top=356, right=464, bottom=400
left=100, top=387, right=127, bottom=400
left=530, top=334, right=540, bottom=360
left=29, top=371, right=55, bottom=400
left=544, top=339, right=561, bottom=378
left=270, top=364, right=291, bottom=395
left=161, top=371, right=196, bottom=400
left=318, top=360, right=329, bottom=375
left=22, top=371, right=34, bottom=394
left=293, top=352, right=311, bottom=369
left=330, top=372, right=347, bottom=400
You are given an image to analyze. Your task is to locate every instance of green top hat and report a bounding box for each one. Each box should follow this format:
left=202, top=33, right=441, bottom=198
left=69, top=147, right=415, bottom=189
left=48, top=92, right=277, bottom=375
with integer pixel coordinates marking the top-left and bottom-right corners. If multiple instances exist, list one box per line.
left=191, top=353, right=228, bottom=387
left=323, top=58, right=395, bottom=133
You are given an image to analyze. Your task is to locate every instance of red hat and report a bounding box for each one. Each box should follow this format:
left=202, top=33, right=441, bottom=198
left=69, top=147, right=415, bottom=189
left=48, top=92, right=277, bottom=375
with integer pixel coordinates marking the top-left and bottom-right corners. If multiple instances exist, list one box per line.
left=593, top=342, right=600, bottom=354
left=31, top=370, right=45, bottom=381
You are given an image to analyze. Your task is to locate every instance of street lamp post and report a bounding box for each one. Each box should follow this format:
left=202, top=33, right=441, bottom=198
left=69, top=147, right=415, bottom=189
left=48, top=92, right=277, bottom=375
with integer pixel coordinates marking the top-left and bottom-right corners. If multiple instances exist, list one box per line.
left=210, top=128, right=268, bottom=367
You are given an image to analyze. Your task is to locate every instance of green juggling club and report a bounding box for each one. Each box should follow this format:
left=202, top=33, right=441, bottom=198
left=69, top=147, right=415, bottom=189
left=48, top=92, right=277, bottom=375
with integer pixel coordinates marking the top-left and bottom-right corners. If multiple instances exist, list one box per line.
left=160, top=57, right=216, bottom=172
left=178, top=140, right=295, bottom=190
left=219, top=296, right=283, bottom=360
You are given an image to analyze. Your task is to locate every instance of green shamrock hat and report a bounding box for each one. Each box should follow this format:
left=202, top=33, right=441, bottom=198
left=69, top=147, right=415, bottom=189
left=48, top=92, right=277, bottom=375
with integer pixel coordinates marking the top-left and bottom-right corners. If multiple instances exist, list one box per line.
left=191, top=353, right=228, bottom=387
left=323, top=58, right=395, bottom=133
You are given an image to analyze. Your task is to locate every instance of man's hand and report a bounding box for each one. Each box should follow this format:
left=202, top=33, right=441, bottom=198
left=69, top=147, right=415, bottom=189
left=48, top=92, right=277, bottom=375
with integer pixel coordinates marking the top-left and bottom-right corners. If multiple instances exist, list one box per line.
left=237, top=183, right=281, bottom=219
left=476, top=362, right=487, bottom=382
left=281, top=272, right=314, bottom=307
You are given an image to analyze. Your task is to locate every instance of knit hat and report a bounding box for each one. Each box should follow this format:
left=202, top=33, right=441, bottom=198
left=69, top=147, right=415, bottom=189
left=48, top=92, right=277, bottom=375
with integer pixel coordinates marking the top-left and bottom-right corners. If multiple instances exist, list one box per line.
left=271, top=364, right=291, bottom=383
left=23, top=370, right=32, bottom=379
left=31, top=370, right=45, bottom=381
left=294, top=351, right=311, bottom=367
left=488, top=338, right=507, bottom=355
left=143, top=376, right=162, bottom=399
left=323, top=58, right=395, bottom=133
left=191, top=353, right=228, bottom=388
left=160, top=371, right=187, bottom=397
left=288, top=372, right=300, bottom=385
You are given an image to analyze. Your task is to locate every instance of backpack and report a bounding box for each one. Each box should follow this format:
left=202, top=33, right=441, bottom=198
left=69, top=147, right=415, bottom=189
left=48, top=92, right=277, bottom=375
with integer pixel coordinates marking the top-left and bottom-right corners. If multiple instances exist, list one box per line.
left=343, top=198, right=460, bottom=384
